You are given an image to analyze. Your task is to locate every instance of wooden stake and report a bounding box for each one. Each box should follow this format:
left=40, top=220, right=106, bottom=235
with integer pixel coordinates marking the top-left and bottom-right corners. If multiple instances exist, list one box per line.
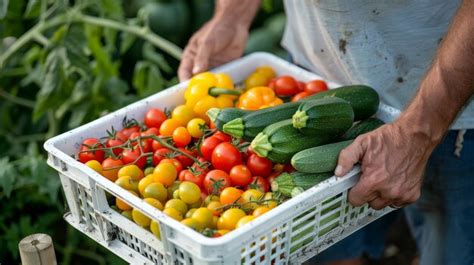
left=19, top=233, right=57, bottom=265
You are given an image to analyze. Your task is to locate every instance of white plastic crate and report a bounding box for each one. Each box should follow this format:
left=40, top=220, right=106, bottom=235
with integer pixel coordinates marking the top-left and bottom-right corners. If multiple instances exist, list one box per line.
left=44, top=52, right=400, bottom=265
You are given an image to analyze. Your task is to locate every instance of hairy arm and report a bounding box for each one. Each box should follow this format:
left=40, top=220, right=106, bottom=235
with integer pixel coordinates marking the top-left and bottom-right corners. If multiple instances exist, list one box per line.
left=178, top=1, right=261, bottom=80
left=335, top=0, right=474, bottom=209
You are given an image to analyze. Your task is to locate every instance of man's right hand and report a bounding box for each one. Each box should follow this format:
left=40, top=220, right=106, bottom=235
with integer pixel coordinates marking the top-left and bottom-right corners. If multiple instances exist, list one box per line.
left=178, top=18, right=249, bottom=81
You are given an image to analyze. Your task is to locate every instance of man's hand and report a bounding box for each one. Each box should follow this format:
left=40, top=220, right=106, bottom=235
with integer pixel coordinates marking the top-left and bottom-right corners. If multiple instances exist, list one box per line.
left=178, top=20, right=248, bottom=81
left=178, top=0, right=261, bottom=81
left=335, top=122, right=435, bottom=209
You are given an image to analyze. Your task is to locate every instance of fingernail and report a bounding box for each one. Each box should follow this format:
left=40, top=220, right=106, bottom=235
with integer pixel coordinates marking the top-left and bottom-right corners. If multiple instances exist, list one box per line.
left=192, top=65, right=202, bottom=74
left=335, top=165, right=343, bottom=176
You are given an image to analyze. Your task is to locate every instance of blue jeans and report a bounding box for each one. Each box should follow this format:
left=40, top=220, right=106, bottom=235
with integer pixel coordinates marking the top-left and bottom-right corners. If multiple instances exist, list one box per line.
left=312, top=129, right=474, bottom=264
left=404, top=129, right=474, bottom=265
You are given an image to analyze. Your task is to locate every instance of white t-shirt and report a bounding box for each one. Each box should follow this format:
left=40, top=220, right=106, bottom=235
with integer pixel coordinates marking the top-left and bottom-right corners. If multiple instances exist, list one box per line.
left=282, top=0, right=473, bottom=129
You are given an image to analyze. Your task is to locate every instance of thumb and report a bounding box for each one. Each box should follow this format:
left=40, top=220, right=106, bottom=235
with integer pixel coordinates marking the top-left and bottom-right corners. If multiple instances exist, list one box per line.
left=192, top=40, right=212, bottom=74
left=335, top=137, right=366, bottom=177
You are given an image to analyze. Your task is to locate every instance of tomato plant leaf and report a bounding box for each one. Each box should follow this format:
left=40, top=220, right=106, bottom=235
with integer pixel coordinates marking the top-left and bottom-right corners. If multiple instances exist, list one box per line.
left=133, top=61, right=163, bottom=97
left=143, top=43, right=172, bottom=74
left=0, top=157, right=16, bottom=198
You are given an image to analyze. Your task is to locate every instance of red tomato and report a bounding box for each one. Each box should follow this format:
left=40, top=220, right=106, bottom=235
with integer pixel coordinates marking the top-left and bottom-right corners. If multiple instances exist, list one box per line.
left=105, top=138, right=124, bottom=156
left=267, top=172, right=281, bottom=184
left=101, top=157, right=124, bottom=181
left=160, top=158, right=183, bottom=173
left=121, top=148, right=147, bottom=168
left=178, top=169, right=188, bottom=182
left=291, top=91, right=312, bottom=102
left=248, top=176, right=270, bottom=193
left=200, top=136, right=222, bottom=161
left=151, top=138, right=164, bottom=151
left=114, top=131, right=128, bottom=142
left=142, top=127, right=159, bottom=147
left=173, top=127, right=192, bottom=147
left=213, top=131, right=231, bottom=142
left=273, top=76, right=299, bottom=96
left=268, top=78, right=276, bottom=89
left=181, top=164, right=208, bottom=187
left=283, top=163, right=295, bottom=173
left=211, top=142, right=242, bottom=172
left=175, top=148, right=195, bottom=168
left=120, top=126, right=140, bottom=139
left=297, top=81, right=306, bottom=92
left=203, top=170, right=232, bottom=194
left=152, top=148, right=172, bottom=166
left=229, top=165, right=253, bottom=187
left=144, top=108, right=167, bottom=129
left=246, top=154, right=272, bottom=177
left=78, top=138, right=105, bottom=163
left=128, top=132, right=152, bottom=153
left=305, top=80, right=328, bottom=94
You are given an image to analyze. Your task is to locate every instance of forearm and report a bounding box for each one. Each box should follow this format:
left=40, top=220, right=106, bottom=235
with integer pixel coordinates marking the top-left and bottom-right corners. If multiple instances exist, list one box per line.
left=213, top=0, right=261, bottom=28
left=397, top=0, right=474, bottom=146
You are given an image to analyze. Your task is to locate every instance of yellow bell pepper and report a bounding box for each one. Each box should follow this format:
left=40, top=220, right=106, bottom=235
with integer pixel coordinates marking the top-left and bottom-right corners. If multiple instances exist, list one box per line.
left=237, top=86, right=283, bottom=110
left=184, top=72, right=240, bottom=122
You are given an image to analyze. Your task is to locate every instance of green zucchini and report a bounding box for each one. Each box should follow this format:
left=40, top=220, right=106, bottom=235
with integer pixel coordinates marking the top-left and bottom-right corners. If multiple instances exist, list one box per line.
left=223, top=101, right=301, bottom=140
left=271, top=171, right=333, bottom=198
left=303, top=85, right=379, bottom=121
left=342, top=118, right=385, bottom=140
left=250, top=119, right=332, bottom=163
left=291, top=140, right=353, bottom=173
left=206, top=108, right=250, bottom=131
left=292, top=97, right=354, bottom=136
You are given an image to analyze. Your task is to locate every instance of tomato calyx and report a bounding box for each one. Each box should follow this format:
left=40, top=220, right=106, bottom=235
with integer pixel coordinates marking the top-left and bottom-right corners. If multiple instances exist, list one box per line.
left=202, top=228, right=221, bottom=237
left=122, top=116, right=146, bottom=131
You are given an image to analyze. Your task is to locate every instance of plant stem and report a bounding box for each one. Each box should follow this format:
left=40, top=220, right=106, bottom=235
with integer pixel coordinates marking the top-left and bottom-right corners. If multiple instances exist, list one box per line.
left=0, top=89, right=36, bottom=108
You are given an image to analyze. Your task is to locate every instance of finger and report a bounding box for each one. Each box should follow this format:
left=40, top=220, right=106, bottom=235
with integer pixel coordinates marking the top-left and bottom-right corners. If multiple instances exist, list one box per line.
left=193, top=39, right=212, bottom=74
left=369, top=197, right=390, bottom=210
left=178, top=47, right=196, bottom=81
left=335, top=137, right=366, bottom=177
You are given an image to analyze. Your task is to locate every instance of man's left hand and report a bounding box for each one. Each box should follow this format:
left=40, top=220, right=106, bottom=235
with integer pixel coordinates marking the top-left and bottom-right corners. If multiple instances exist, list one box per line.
left=335, top=122, right=434, bottom=209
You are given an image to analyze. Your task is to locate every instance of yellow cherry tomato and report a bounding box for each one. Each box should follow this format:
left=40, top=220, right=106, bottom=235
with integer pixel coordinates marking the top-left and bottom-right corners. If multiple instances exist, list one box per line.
left=217, top=208, right=246, bottom=230
left=255, top=66, right=276, bottom=79
left=150, top=220, right=161, bottom=239
left=181, top=218, right=204, bottom=232
left=185, top=208, right=197, bottom=219
left=144, top=167, right=155, bottom=176
left=245, top=72, right=269, bottom=89
left=115, top=175, right=139, bottom=193
left=153, top=163, right=177, bottom=186
left=167, top=181, right=181, bottom=199
left=253, top=206, right=270, bottom=217
left=172, top=105, right=195, bottom=126
left=207, top=201, right=223, bottom=216
left=118, top=165, right=144, bottom=181
left=178, top=181, right=201, bottom=204
left=165, top=199, right=188, bottom=215
left=203, top=194, right=220, bottom=206
left=241, top=189, right=264, bottom=211
left=116, top=190, right=138, bottom=211
left=143, top=182, right=168, bottom=203
left=217, top=229, right=230, bottom=236
left=163, top=207, right=183, bottom=221
left=121, top=210, right=133, bottom=220
left=264, top=192, right=278, bottom=209
left=187, top=197, right=203, bottom=209
left=186, top=118, right=207, bottom=138
left=192, top=207, right=214, bottom=228
left=214, top=73, right=234, bottom=89
left=144, top=197, right=164, bottom=211
left=138, top=175, right=154, bottom=196
left=159, top=119, right=181, bottom=136
left=236, top=215, right=255, bottom=228
left=86, top=160, right=102, bottom=174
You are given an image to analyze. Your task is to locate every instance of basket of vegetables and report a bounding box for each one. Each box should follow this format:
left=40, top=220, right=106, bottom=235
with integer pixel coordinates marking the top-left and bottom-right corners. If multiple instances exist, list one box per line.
left=44, top=52, right=400, bottom=265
